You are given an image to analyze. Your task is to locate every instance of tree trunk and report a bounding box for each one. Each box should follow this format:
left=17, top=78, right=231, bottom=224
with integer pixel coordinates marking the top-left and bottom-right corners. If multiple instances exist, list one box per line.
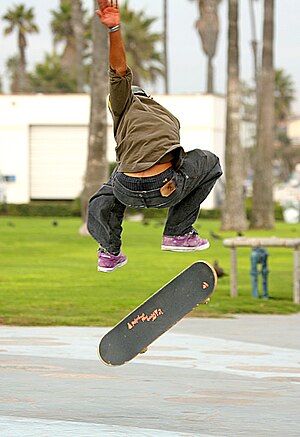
left=196, top=0, right=221, bottom=94
left=61, top=36, right=77, bottom=73
left=59, top=0, right=77, bottom=76
left=80, top=3, right=109, bottom=232
left=250, top=0, right=275, bottom=229
left=248, top=0, right=258, bottom=81
left=18, top=31, right=27, bottom=92
left=207, top=56, right=213, bottom=94
left=71, top=0, right=85, bottom=92
left=221, top=0, right=247, bottom=231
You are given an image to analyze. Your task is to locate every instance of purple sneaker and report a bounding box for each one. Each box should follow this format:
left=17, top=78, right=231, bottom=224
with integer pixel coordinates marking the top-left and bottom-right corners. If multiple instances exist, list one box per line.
left=98, top=249, right=128, bottom=272
left=161, top=233, right=210, bottom=252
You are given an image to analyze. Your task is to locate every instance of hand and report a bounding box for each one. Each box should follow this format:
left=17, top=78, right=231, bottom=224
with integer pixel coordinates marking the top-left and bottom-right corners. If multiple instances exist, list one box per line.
left=96, top=0, right=120, bottom=28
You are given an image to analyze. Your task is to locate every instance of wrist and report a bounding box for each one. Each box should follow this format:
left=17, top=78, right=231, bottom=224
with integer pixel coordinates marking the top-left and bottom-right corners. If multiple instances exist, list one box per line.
left=108, top=24, right=120, bottom=33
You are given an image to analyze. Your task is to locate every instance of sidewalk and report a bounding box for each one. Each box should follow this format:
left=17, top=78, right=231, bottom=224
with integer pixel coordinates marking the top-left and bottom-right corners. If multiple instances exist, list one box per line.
left=0, top=314, right=299, bottom=436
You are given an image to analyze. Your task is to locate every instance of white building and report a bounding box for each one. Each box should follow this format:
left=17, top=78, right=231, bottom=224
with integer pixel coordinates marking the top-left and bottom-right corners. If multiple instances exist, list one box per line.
left=0, top=93, right=226, bottom=208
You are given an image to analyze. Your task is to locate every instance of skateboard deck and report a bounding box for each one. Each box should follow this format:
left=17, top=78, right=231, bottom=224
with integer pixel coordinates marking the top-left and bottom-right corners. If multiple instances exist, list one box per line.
left=99, top=261, right=217, bottom=366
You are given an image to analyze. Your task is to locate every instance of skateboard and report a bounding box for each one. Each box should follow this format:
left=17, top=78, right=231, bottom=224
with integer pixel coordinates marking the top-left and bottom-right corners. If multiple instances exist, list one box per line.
left=99, top=261, right=217, bottom=366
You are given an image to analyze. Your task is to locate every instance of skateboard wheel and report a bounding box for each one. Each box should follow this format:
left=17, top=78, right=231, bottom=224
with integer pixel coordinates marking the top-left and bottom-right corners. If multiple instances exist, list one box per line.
left=201, top=297, right=210, bottom=305
left=140, top=347, right=148, bottom=354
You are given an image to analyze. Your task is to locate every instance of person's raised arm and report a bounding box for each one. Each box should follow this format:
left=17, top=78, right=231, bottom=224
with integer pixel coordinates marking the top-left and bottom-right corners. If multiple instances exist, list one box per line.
left=96, top=0, right=127, bottom=76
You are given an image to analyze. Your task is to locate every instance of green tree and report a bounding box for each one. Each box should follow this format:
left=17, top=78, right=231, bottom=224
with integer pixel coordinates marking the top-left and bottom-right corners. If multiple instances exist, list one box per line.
left=51, top=1, right=76, bottom=75
left=6, top=56, right=22, bottom=93
left=2, top=3, right=39, bottom=92
left=240, top=69, right=295, bottom=133
left=221, top=0, right=247, bottom=231
left=50, top=0, right=163, bottom=90
left=50, top=1, right=96, bottom=92
left=120, top=1, right=164, bottom=86
left=29, top=53, right=77, bottom=93
left=240, top=69, right=296, bottom=182
left=274, top=69, right=296, bottom=180
left=250, top=0, right=275, bottom=229
left=274, top=69, right=295, bottom=124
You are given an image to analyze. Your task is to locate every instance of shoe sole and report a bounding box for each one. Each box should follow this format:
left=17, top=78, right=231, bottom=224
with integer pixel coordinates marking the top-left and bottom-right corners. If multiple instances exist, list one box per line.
left=161, top=241, right=210, bottom=252
left=98, top=258, right=128, bottom=273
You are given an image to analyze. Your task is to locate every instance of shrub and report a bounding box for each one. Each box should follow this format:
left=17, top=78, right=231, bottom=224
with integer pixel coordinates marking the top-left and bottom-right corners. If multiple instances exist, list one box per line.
left=0, top=200, right=81, bottom=217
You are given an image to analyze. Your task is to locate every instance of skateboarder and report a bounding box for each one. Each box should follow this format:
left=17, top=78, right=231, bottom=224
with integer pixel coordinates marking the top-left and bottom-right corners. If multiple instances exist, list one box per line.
left=87, top=0, right=223, bottom=272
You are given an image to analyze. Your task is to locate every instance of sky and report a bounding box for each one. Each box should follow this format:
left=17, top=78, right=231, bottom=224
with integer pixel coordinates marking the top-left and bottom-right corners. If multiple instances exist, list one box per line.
left=0, top=0, right=300, bottom=113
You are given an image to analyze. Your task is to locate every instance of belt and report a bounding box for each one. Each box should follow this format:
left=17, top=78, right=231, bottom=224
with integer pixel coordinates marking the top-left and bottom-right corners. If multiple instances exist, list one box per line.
left=123, top=161, right=173, bottom=178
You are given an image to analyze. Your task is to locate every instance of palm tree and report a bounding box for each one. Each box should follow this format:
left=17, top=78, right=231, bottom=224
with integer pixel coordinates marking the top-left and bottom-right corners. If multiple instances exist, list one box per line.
left=120, top=1, right=164, bottom=86
left=191, top=0, right=222, bottom=93
left=6, top=56, right=22, bottom=93
left=80, top=2, right=108, bottom=231
left=250, top=0, right=275, bottom=229
left=51, top=1, right=76, bottom=75
left=273, top=69, right=295, bottom=181
left=2, top=4, right=39, bottom=92
left=29, top=53, right=77, bottom=93
left=50, top=0, right=90, bottom=91
left=50, top=1, right=163, bottom=90
left=274, top=69, right=295, bottom=124
left=221, top=0, right=247, bottom=231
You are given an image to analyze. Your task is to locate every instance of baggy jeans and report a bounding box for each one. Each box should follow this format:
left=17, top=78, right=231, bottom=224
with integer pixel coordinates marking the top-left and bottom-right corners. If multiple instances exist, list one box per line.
left=87, top=149, right=222, bottom=254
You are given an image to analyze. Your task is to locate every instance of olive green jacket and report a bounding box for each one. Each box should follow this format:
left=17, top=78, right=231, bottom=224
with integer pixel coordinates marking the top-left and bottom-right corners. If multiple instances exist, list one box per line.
left=109, top=67, right=184, bottom=172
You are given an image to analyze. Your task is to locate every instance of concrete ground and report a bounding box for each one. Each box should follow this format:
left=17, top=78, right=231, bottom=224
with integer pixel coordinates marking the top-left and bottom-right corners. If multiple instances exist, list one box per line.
left=0, top=314, right=299, bottom=437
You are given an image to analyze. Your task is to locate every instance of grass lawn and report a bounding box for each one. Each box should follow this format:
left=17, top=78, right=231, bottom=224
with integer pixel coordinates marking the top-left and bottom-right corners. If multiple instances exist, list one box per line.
left=0, top=216, right=299, bottom=326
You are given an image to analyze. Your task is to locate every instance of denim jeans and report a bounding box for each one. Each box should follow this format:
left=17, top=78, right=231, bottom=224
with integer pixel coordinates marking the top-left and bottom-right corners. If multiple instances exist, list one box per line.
left=87, top=149, right=222, bottom=254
